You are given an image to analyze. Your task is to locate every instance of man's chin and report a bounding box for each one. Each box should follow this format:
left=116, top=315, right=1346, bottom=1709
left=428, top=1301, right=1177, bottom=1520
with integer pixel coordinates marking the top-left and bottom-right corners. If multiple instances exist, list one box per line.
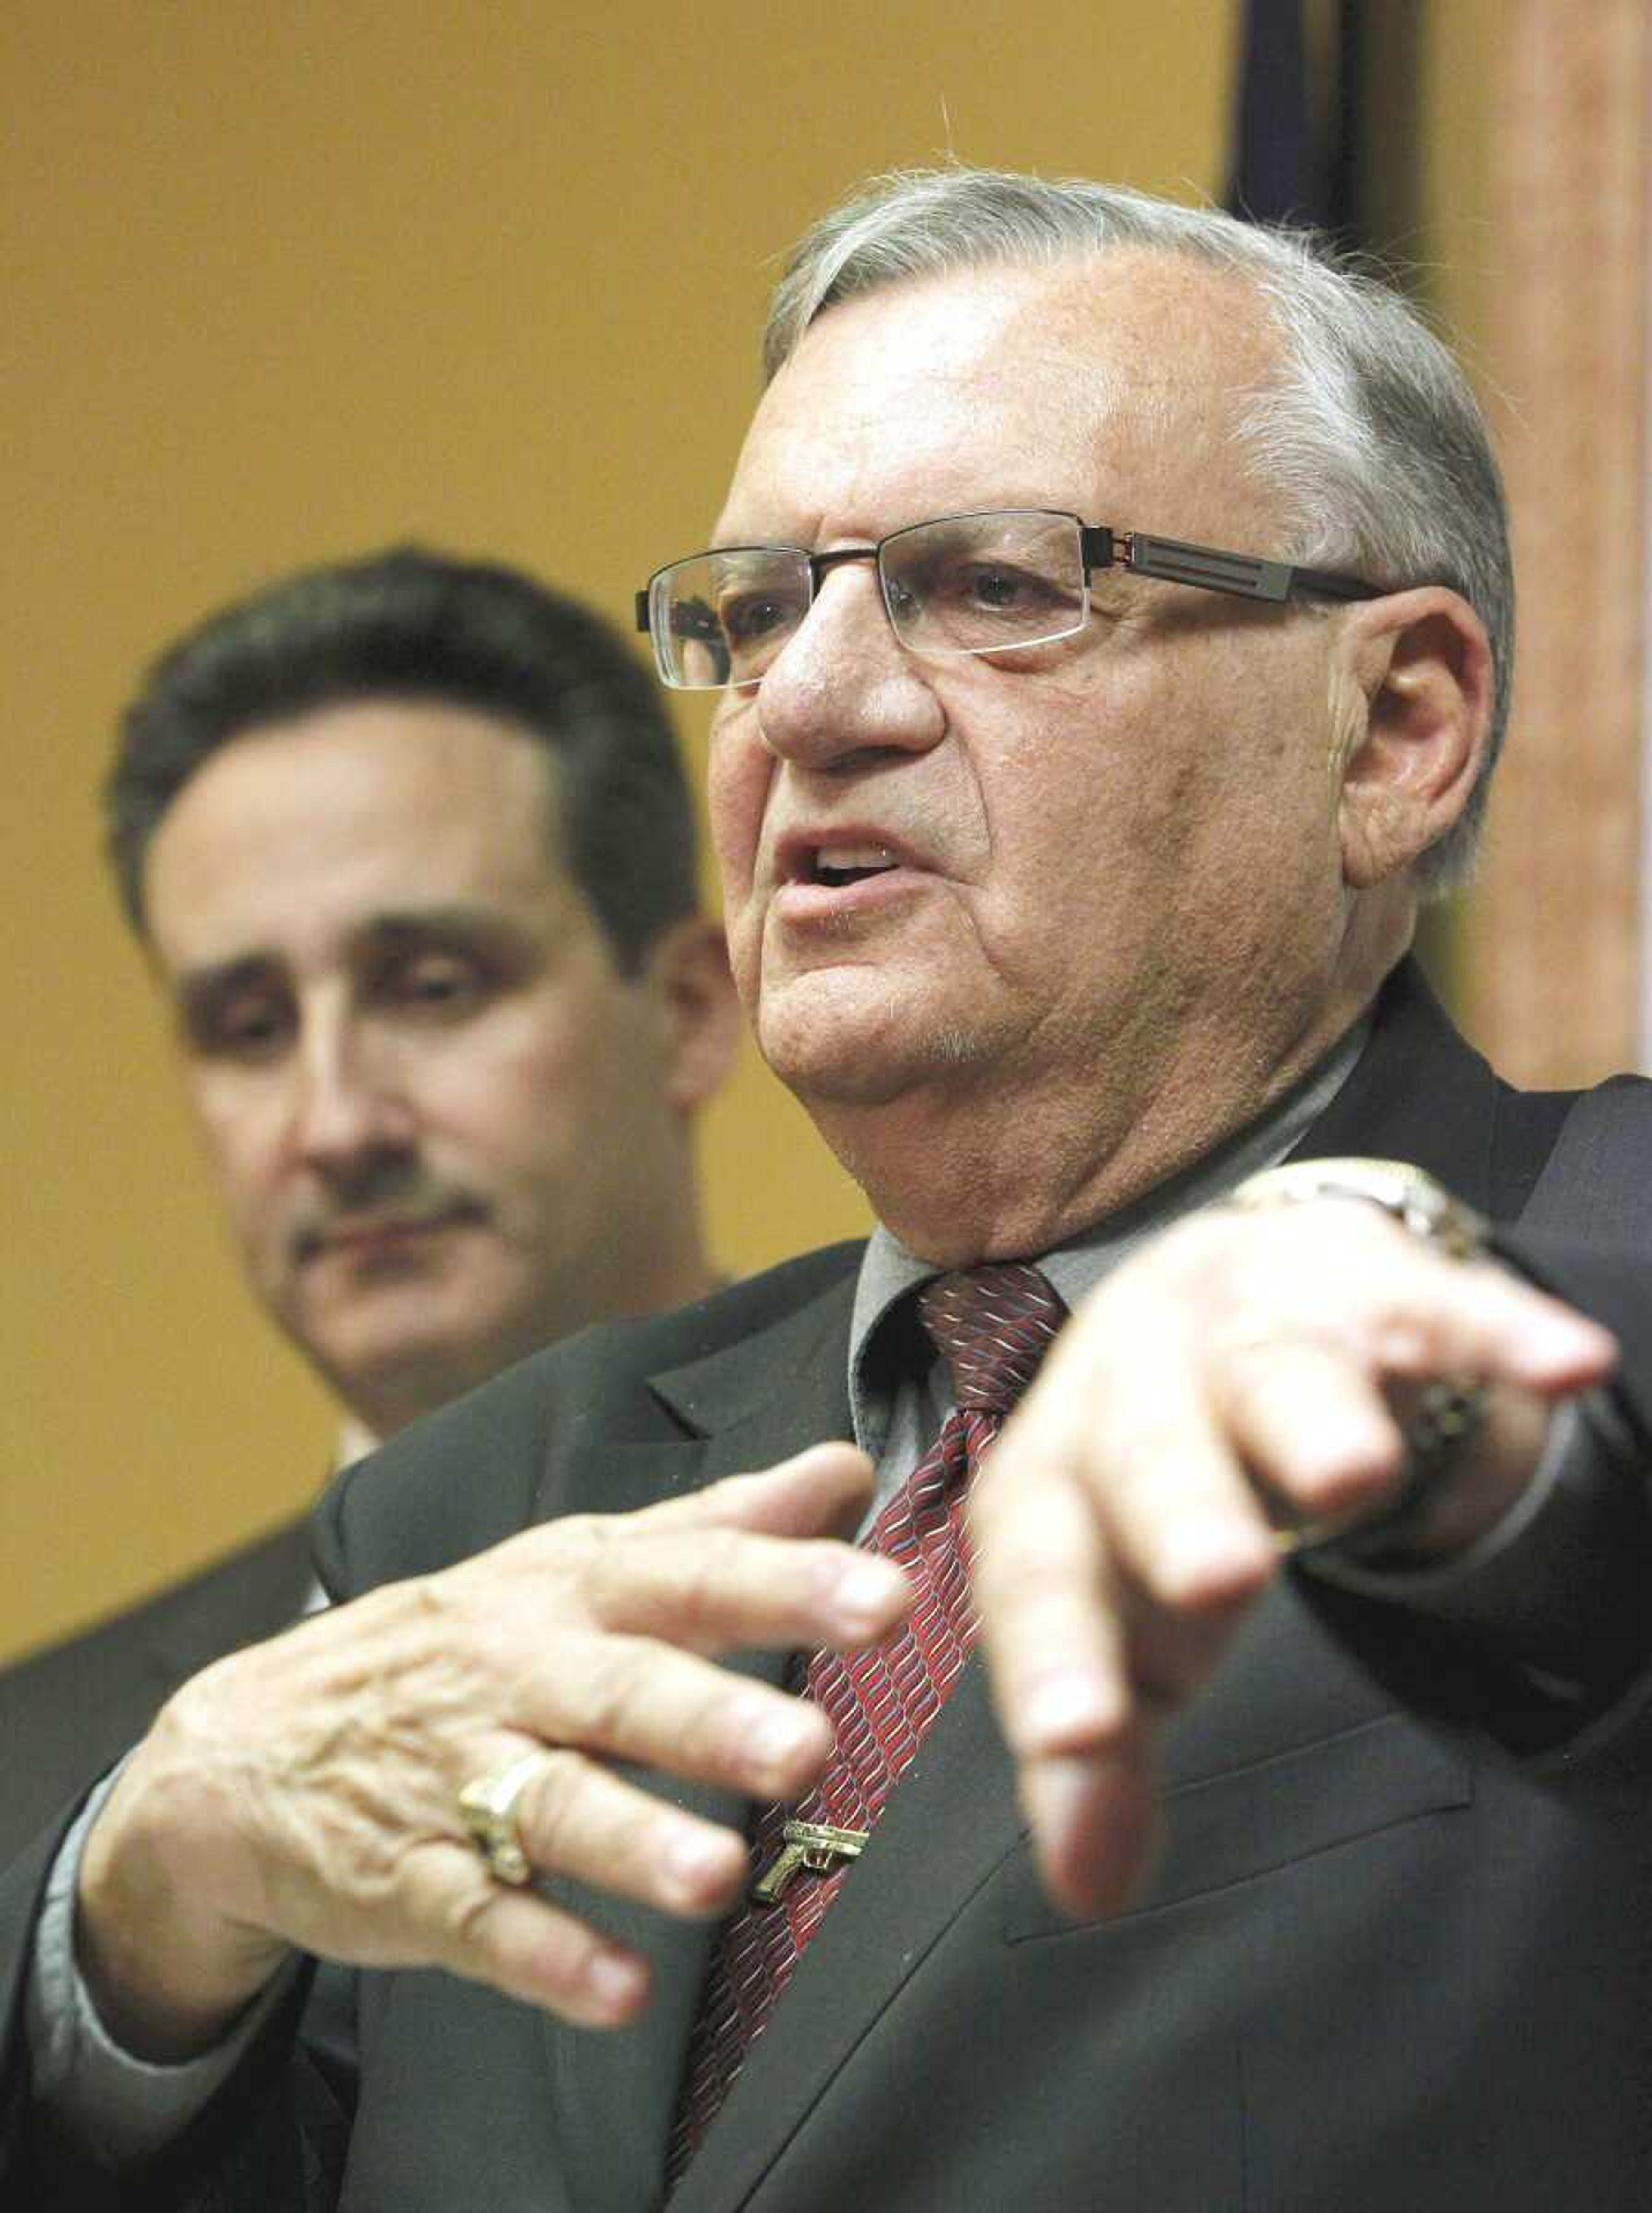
left=287, top=1271, right=527, bottom=1423
left=757, top=1001, right=982, bottom=1112
left=758, top=1024, right=915, bottom=1110
left=761, top=969, right=995, bottom=1106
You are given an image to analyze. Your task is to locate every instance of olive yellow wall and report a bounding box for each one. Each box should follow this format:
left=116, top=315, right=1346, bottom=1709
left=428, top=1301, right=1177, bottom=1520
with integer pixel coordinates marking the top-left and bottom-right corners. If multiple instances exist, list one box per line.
left=2, top=2, right=1251, bottom=1659
left=5, top=3, right=1523, bottom=1665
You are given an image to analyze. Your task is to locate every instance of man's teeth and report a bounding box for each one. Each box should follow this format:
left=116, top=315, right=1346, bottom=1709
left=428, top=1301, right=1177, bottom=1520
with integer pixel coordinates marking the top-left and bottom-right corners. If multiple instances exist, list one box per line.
left=816, top=844, right=897, bottom=882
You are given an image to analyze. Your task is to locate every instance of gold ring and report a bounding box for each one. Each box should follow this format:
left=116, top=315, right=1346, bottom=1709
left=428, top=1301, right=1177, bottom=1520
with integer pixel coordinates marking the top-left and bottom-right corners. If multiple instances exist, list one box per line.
left=456, top=1750, right=549, bottom=1886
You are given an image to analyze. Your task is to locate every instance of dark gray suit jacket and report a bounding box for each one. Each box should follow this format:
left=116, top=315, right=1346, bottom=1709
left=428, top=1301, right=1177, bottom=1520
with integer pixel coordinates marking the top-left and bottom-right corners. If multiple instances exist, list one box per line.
left=4, top=965, right=1652, bottom=2210
left=0, top=1520, right=313, bottom=1865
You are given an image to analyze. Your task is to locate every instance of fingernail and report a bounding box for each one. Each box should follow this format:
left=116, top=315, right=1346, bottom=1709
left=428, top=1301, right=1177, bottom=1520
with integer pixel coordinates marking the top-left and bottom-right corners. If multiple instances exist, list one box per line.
left=584, top=1949, right=646, bottom=2018
left=746, top=1705, right=816, bottom=1771
left=1162, top=1515, right=1276, bottom=1596
left=1528, top=1313, right=1616, bottom=1368
left=834, top=1556, right=907, bottom=1630
left=1020, top=1673, right=1110, bottom=1751
left=1026, top=1755, right=1096, bottom=1840
left=666, top=1828, right=737, bottom=1901
left=1026, top=1755, right=1155, bottom=1922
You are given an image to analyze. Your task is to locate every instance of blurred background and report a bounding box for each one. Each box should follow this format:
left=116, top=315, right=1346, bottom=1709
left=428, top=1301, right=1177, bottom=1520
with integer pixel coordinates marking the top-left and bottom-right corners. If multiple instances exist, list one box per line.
left=3, top=0, right=1646, bottom=1661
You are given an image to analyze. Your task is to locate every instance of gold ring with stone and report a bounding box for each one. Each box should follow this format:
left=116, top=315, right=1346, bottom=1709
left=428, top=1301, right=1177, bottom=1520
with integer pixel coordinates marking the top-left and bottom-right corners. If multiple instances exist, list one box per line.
left=456, top=1750, right=549, bottom=1886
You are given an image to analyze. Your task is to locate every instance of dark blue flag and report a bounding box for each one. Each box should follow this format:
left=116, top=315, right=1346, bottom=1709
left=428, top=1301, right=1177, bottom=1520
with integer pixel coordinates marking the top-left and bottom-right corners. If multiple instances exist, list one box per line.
left=1226, top=0, right=1363, bottom=244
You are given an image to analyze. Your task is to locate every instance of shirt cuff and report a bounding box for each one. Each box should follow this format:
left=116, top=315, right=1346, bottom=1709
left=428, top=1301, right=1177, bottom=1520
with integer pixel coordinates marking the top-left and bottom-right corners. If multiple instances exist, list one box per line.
left=27, top=1767, right=300, bottom=2171
left=1307, top=1389, right=1652, bottom=1689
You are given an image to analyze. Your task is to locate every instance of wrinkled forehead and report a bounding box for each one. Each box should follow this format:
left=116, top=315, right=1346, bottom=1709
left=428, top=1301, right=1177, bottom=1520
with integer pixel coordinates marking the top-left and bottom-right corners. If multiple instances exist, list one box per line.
left=716, top=250, right=1284, bottom=545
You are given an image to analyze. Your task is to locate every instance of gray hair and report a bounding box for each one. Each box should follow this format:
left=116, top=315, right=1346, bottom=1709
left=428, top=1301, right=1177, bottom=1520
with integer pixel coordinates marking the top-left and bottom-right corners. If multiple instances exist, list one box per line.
left=764, top=167, right=1512, bottom=898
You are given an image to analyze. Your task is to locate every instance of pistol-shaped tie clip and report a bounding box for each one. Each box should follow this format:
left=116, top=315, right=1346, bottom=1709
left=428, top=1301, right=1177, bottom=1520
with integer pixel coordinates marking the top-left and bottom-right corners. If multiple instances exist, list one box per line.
left=752, top=1819, right=870, bottom=1904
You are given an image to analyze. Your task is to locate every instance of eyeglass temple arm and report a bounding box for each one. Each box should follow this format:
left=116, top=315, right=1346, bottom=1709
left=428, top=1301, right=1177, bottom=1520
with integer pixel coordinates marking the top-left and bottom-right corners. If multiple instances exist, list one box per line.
left=1080, top=526, right=1382, bottom=605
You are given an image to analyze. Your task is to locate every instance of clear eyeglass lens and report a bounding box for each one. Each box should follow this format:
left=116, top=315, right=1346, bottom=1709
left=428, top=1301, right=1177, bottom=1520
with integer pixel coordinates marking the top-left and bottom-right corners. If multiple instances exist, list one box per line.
left=649, top=512, right=1091, bottom=689
left=880, top=511, right=1088, bottom=654
left=653, top=547, right=814, bottom=689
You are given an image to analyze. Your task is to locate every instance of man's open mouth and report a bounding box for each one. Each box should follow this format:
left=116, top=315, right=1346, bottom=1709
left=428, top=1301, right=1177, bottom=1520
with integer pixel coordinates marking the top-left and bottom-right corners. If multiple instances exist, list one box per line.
left=807, top=844, right=901, bottom=888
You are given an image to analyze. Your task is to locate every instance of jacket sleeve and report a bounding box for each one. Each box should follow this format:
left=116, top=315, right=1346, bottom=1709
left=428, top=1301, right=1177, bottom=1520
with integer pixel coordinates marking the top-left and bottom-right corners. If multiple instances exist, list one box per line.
left=1298, top=1221, right=1652, bottom=1772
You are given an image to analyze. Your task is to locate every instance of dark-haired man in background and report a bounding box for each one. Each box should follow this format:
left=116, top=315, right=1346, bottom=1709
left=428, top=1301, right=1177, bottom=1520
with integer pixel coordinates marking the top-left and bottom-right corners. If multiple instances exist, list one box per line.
left=0, top=549, right=738, bottom=1861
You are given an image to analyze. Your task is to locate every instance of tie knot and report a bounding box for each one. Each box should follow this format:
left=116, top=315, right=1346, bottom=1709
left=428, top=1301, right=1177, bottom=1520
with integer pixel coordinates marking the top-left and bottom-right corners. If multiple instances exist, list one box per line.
left=915, top=1263, right=1066, bottom=1414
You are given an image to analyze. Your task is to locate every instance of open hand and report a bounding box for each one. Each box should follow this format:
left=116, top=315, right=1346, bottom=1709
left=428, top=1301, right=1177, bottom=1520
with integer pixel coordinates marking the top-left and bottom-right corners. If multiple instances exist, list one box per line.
left=78, top=1443, right=909, bottom=2055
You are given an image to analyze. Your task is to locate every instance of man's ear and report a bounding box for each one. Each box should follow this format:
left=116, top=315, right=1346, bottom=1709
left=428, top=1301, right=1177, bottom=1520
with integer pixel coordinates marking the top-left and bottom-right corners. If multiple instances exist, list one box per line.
left=1332, top=586, right=1495, bottom=889
left=643, top=915, right=742, bottom=1113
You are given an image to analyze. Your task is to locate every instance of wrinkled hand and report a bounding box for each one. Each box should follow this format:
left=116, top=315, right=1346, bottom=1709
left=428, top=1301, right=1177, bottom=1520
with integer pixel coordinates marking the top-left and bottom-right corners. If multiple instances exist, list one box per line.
left=79, top=1444, right=908, bottom=2057
left=968, top=1199, right=1618, bottom=1924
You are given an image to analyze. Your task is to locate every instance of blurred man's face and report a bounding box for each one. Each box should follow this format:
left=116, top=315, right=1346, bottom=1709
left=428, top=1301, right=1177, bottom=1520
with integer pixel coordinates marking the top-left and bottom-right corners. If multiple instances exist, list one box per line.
left=706, top=253, right=1361, bottom=1242
left=145, top=702, right=723, bottom=1434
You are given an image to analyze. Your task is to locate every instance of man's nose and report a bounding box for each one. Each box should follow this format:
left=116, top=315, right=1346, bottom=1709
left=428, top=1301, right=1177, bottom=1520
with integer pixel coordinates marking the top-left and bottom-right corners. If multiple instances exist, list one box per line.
left=755, top=562, right=946, bottom=770
left=288, top=1019, right=413, bottom=1173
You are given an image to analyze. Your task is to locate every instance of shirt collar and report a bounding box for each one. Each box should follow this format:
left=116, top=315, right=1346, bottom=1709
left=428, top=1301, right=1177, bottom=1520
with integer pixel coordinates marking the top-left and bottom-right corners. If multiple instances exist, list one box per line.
left=334, top=1419, right=379, bottom=1474
left=847, top=1008, right=1371, bottom=1456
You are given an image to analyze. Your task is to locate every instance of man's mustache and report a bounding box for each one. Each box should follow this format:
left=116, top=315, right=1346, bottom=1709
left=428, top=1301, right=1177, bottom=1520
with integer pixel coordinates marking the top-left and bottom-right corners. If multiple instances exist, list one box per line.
left=287, top=1165, right=487, bottom=1266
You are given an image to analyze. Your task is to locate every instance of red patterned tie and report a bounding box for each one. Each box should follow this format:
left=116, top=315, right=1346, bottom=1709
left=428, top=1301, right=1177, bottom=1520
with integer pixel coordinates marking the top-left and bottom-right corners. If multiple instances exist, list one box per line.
left=666, top=1262, right=1066, bottom=2183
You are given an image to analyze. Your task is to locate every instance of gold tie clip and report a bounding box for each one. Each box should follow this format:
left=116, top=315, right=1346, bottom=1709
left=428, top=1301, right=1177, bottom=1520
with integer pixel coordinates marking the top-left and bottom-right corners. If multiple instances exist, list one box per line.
left=752, top=1818, right=871, bottom=1905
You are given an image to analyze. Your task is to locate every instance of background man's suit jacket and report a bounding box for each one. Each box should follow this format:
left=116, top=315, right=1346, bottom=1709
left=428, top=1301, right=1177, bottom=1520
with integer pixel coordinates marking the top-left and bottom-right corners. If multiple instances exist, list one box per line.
left=3, top=965, right=1651, bottom=2211
left=0, top=1520, right=312, bottom=1864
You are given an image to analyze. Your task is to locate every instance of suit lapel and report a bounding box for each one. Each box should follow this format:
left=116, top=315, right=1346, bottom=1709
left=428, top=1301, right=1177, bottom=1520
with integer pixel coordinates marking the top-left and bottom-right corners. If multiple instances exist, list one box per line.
left=536, top=1270, right=860, bottom=2213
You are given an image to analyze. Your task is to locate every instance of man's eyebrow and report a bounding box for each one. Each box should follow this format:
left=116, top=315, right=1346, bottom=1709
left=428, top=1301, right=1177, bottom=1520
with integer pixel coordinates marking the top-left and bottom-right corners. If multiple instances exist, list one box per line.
left=172, top=953, right=285, bottom=1032
left=360, top=904, right=502, bottom=936
left=355, top=906, right=534, bottom=956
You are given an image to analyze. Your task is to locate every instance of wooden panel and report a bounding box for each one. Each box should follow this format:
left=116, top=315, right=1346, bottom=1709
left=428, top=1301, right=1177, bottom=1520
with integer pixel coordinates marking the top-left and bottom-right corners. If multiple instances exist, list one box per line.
left=1452, top=1, right=1649, bottom=1083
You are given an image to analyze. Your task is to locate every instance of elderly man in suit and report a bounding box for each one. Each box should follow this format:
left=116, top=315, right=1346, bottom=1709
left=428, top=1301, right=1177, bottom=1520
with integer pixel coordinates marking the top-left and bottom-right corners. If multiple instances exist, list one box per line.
left=0, top=547, right=739, bottom=1863
left=5, top=170, right=1652, bottom=2212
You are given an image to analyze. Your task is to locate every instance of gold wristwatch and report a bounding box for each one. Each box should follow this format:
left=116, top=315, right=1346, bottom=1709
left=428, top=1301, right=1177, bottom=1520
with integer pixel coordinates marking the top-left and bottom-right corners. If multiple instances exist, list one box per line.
left=1226, top=1157, right=1488, bottom=1263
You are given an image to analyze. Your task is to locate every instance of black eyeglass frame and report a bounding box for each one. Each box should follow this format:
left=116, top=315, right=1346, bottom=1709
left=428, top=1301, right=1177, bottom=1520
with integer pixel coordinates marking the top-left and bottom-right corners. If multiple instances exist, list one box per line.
left=634, top=510, right=1386, bottom=684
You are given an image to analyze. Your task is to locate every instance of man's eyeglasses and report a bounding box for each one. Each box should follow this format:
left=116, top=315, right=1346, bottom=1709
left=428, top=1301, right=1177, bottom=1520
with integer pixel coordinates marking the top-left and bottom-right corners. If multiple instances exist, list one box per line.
left=635, top=508, right=1384, bottom=691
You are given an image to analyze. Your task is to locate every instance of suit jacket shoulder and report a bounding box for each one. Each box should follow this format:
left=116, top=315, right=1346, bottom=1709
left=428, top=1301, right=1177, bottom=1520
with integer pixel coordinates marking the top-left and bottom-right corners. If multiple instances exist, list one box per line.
left=0, top=1519, right=314, bottom=1864
left=317, top=1241, right=867, bottom=1597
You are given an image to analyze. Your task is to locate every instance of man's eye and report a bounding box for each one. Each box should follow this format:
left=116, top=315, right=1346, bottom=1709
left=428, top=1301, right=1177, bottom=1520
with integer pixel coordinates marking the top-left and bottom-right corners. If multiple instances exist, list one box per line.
left=958, top=562, right=1048, bottom=612
left=720, top=587, right=806, bottom=647
left=977, top=567, right=1025, bottom=608
left=196, top=999, right=291, bottom=1060
left=389, top=956, right=490, bottom=1012
left=902, top=556, right=1066, bottom=627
